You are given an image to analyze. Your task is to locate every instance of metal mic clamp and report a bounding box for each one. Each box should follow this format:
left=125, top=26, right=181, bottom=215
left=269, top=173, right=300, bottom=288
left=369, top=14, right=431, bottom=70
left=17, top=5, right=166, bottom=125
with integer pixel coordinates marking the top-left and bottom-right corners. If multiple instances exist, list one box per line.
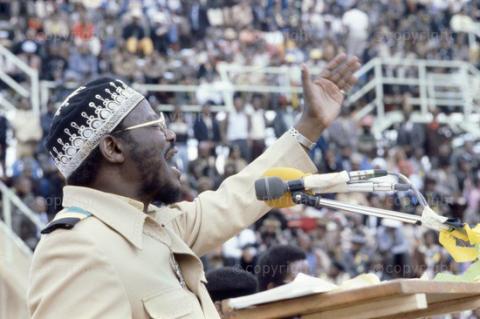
left=291, top=192, right=322, bottom=209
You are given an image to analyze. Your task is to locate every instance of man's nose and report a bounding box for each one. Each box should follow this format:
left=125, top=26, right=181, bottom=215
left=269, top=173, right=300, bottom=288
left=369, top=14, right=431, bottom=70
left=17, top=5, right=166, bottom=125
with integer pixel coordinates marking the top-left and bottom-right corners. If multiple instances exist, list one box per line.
left=165, top=128, right=176, bottom=143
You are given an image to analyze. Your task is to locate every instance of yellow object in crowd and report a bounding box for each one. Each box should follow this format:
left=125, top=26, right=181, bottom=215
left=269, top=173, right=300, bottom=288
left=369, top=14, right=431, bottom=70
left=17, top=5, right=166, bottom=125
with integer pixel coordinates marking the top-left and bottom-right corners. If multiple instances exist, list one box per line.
left=439, top=224, right=480, bottom=263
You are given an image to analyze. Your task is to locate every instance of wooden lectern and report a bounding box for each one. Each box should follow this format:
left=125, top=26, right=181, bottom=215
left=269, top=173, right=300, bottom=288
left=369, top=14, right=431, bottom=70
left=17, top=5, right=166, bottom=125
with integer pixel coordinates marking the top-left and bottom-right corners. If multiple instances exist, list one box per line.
left=226, top=279, right=480, bottom=319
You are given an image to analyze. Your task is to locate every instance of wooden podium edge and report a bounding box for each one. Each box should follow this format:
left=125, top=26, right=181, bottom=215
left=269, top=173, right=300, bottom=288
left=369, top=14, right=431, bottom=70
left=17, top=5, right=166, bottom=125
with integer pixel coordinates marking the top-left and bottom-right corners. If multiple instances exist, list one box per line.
left=302, top=293, right=428, bottom=319
left=386, top=294, right=480, bottom=319
left=397, top=279, right=480, bottom=294
left=226, top=279, right=480, bottom=319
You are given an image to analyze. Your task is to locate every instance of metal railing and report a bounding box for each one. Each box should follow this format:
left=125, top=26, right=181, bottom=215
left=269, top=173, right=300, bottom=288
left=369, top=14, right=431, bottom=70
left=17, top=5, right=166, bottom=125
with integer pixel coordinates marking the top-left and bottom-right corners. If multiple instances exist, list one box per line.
left=40, top=80, right=230, bottom=113
left=344, top=58, right=480, bottom=135
left=0, top=178, right=44, bottom=259
left=0, top=44, right=40, bottom=117
left=0, top=180, right=45, bottom=319
left=38, top=58, right=479, bottom=135
left=1, top=181, right=45, bottom=238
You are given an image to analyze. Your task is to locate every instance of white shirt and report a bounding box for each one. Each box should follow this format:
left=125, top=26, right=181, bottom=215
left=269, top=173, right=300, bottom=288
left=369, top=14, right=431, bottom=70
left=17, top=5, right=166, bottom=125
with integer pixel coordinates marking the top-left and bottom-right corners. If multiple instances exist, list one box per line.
left=249, top=108, right=266, bottom=140
left=342, top=9, right=369, bottom=39
left=227, top=110, right=249, bottom=141
left=222, top=229, right=257, bottom=259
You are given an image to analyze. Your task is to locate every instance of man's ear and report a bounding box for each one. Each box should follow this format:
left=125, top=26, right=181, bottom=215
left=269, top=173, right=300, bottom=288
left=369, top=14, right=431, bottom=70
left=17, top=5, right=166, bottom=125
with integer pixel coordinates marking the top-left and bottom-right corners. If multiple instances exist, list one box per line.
left=98, top=135, right=126, bottom=164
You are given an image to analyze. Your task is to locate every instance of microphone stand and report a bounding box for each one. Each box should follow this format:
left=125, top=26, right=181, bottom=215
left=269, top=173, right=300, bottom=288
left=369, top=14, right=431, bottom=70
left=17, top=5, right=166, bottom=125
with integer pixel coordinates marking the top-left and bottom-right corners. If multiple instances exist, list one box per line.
left=290, top=190, right=464, bottom=233
left=291, top=191, right=423, bottom=226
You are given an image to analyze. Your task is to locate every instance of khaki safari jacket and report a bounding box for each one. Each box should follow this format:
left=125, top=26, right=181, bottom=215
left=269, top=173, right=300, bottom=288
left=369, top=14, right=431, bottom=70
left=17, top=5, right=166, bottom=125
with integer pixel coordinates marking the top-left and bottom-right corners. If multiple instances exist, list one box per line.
left=28, top=132, right=316, bottom=318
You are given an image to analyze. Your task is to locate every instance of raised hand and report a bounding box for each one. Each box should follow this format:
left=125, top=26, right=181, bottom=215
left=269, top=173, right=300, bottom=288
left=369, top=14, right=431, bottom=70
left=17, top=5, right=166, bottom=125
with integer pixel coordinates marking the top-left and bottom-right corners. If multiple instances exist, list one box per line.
left=295, top=53, right=361, bottom=142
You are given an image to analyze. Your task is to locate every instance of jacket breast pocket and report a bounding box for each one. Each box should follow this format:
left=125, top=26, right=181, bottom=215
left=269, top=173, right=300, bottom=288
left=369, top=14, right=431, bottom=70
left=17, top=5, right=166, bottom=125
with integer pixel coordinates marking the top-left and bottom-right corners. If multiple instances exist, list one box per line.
left=143, top=287, right=193, bottom=318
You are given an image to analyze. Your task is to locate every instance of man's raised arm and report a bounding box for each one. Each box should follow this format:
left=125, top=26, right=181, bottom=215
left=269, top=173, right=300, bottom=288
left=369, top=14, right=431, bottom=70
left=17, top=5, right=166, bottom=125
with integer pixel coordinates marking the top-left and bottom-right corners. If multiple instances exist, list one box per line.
left=171, top=54, right=361, bottom=256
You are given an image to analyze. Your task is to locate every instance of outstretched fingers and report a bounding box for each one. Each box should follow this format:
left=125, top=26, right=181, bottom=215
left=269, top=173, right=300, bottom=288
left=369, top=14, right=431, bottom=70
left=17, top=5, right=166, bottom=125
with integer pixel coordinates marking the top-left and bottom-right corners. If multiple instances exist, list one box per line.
left=301, top=63, right=315, bottom=101
left=320, top=53, right=347, bottom=79
left=328, top=56, right=361, bottom=89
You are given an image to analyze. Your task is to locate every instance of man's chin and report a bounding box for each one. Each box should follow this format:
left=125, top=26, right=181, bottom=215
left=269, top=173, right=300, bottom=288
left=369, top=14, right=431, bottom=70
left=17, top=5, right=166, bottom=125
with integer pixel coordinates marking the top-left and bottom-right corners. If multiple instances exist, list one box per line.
left=149, top=164, right=183, bottom=205
left=154, top=182, right=182, bottom=205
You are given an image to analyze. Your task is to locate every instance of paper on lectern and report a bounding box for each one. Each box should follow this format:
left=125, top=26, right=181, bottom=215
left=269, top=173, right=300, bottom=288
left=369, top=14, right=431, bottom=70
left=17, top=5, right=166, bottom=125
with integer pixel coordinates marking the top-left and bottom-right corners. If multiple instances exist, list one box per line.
left=228, top=273, right=380, bottom=310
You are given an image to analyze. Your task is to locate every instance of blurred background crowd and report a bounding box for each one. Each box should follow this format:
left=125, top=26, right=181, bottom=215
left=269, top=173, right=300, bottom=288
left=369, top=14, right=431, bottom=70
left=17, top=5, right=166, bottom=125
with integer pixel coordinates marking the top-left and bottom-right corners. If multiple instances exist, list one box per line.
left=1, top=0, right=480, bottom=314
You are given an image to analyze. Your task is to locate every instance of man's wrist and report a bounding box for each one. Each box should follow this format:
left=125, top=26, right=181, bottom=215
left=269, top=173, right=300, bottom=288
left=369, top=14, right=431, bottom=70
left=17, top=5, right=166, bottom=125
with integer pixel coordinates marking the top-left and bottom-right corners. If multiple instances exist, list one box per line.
left=294, top=120, right=325, bottom=143
left=289, top=127, right=317, bottom=151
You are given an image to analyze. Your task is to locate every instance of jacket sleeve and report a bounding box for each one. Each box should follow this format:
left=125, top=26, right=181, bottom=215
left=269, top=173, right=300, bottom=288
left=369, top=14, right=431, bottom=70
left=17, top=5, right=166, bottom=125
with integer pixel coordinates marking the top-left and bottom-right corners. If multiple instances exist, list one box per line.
left=171, top=131, right=317, bottom=256
left=28, top=229, right=131, bottom=319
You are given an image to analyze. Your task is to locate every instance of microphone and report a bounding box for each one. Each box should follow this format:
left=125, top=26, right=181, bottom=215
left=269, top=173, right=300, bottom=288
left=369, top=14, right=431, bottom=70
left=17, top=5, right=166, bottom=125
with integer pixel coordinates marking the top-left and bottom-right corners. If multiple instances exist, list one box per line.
left=255, top=171, right=410, bottom=207
left=259, top=167, right=308, bottom=208
left=317, top=181, right=411, bottom=194
left=293, top=169, right=389, bottom=192
left=348, top=169, right=389, bottom=182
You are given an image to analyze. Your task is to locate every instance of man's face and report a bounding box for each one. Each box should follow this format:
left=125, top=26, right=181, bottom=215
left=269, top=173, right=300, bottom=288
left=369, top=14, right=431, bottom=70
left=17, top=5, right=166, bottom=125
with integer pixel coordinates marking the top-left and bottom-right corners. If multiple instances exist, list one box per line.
left=233, top=97, right=243, bottom=111
left=118, top=100, right=181, bottom=204
left=252, top=97, right=262, bottom=109
left=284, top=259, right=310, bottom=283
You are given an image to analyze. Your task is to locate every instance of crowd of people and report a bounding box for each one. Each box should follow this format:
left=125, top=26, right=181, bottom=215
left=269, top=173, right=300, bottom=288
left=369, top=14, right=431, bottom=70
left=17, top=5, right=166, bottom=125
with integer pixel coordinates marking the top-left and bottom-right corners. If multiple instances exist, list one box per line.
left=1, top=1, right=480, bottom=316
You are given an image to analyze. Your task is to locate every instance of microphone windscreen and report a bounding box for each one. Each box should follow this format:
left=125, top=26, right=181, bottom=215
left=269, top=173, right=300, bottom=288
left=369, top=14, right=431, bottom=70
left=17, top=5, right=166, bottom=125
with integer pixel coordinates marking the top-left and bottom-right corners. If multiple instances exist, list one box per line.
left=255, top=177, right=287, bottom=200
left=261, top=167, right=307, bottom=208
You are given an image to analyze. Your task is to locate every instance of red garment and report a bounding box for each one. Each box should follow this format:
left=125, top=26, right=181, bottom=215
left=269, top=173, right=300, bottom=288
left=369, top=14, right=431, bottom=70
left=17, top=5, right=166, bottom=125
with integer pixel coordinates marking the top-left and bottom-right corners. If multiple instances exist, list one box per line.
left=72, top=23, right=94, bottom=40
left=288, top=217, right=317, bottom=232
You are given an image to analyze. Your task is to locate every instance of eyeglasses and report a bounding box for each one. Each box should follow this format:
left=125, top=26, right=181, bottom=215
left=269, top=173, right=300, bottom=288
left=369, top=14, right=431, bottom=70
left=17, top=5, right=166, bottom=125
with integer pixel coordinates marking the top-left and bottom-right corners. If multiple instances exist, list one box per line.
left=113, top=112, right=167, bottom=134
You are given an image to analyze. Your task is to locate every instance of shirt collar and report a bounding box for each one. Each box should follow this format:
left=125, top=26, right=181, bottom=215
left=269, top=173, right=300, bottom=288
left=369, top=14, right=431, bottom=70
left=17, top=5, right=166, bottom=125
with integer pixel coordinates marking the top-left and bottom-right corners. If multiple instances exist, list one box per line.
left=62, top=186, right=148, bottom=249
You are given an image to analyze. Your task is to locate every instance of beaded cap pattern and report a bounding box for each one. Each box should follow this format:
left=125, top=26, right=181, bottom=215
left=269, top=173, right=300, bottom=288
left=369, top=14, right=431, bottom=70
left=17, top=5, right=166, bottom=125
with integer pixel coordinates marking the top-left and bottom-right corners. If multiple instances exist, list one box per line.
left=49, top=79, right=144, bottom=178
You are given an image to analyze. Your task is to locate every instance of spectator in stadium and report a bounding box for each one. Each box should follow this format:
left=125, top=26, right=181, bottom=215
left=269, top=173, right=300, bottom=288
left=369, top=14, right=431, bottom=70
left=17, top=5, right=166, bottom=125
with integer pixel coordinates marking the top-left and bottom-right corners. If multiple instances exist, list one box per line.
left=193, top=102, right=221, bottom=144
left=122, top=10, right=153, bottom=56
left=29, top=196, right=49, bottom=235
left=168, top=105, right=189, bottom=172
left=297, top=231, right=331, bottom=277
left=66, top=43, right=98, bottom=81
left=188, top=141, right=220, bottom=184
left=224, top=93, right=251, bottom=161
left=12, top=174, right=36, bottom=244
left=248, top=93, right=267, bottom=160
left=187, top=0, right=210, bottom=40
left=377, top=220, right=411, bottom=279
left=357, top=115, right=376, bottom=159
left=35, top=154, right=63, bottom=217
left=342, top=4, right=369, bottom=56
left=327, top=108, right=358, bottom=151
left=342, top=233, right=373, bottom=277
left=40, top=102, right=56, bottom=134
left=257, top=216, right=288, bottom=251
left=396, top=105, right=426, bottom=158
left=257, top=244, right=309, bottom=291
left=0, top=113, right=8, bottom=176
left=224, top=144, right=247, bottom=174
left=206, top=267, right=258, bottom=318
left=16, top=29, right=42, bottom=72
left=11, top=98, right=42, bottom=158
left=222, top=228, right=257, bottom=267
left=272, top=95, right=296, bottom=138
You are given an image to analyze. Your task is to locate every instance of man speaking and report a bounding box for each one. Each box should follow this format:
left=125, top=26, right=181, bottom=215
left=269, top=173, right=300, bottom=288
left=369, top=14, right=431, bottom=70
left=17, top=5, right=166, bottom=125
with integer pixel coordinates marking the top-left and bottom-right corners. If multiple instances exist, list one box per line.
left=27, top=53, right=360, bottom=318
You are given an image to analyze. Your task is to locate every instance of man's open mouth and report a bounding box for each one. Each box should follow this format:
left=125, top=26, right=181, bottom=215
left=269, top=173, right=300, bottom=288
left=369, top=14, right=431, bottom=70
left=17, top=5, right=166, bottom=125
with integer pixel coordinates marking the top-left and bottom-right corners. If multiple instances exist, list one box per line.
left=164, top=146, right=178, bottom=162
left=164, top=146, right=181, bottom=178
